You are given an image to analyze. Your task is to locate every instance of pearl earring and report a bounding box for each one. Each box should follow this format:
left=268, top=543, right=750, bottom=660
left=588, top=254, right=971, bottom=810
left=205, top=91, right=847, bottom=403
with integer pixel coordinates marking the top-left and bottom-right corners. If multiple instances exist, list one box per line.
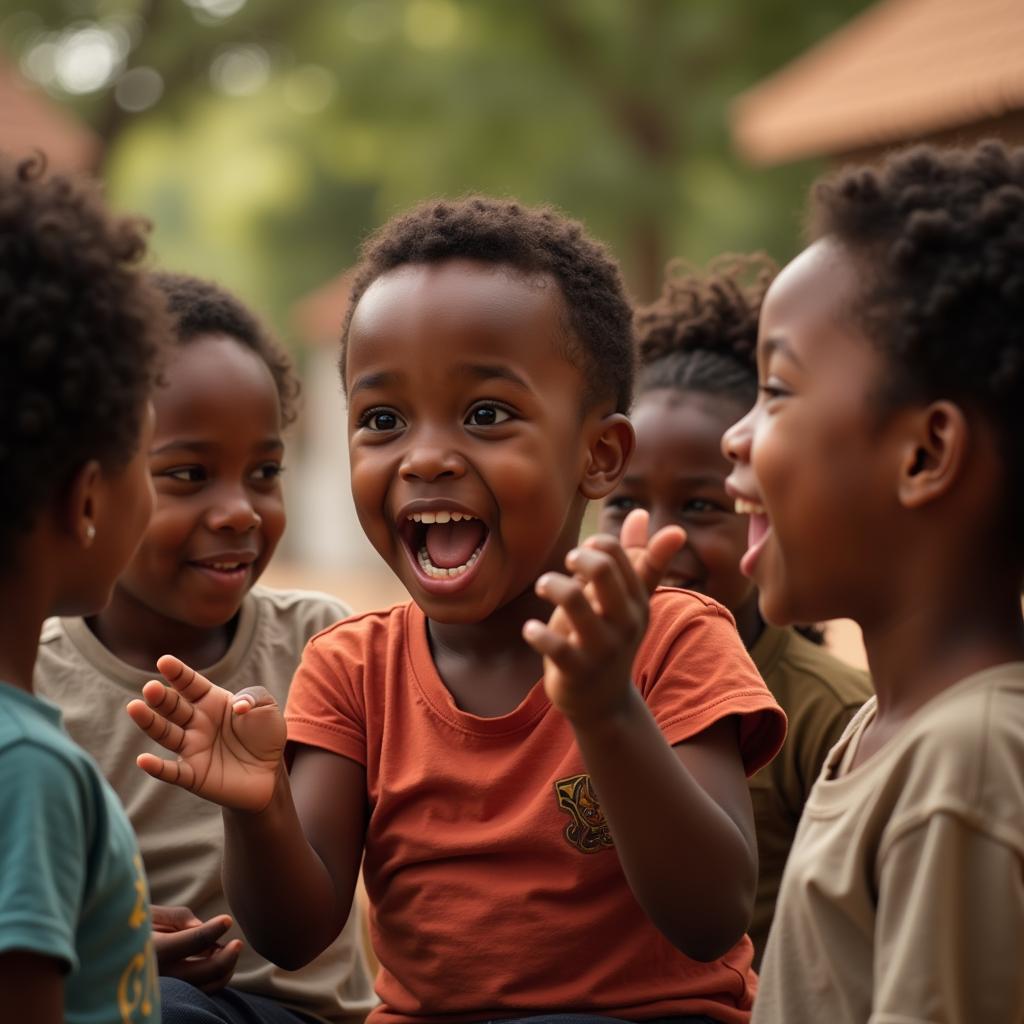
left=85, top=523, right=96, bottom=543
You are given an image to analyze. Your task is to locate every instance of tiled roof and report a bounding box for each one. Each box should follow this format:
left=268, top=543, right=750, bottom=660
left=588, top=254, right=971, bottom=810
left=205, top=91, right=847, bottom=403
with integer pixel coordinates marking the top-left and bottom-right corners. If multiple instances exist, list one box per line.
left=731, top=0, right=1024, bottom=164
left=0, top=58, right=99, bottom=172
left=291, top=268, right=355, bottom=346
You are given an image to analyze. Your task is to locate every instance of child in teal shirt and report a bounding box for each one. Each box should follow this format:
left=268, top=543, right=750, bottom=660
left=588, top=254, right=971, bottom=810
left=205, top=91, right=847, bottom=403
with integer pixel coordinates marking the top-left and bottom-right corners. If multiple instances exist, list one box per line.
left=0, top=155, right=166, bottom=1023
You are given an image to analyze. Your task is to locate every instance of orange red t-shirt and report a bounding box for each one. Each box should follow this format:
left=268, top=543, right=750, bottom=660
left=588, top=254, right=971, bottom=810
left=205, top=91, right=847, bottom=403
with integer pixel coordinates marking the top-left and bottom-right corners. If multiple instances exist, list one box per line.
left=285, top=589, right=786, bottom=1024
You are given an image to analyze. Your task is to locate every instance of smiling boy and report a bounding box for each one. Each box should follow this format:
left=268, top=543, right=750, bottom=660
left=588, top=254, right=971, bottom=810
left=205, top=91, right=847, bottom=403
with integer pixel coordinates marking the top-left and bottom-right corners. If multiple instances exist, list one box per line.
left=128, top=198, right=786, bottom=1024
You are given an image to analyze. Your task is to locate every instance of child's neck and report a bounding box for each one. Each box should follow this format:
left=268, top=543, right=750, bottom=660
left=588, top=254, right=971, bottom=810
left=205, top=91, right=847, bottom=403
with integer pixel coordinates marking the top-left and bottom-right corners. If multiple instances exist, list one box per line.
left=88, top=586, right=238, bottom=673
left=426, top=585, right=553, bottom=718
left=861, top=568, right=1024, bottom=723
left=0, top=575, right=51, bottom=693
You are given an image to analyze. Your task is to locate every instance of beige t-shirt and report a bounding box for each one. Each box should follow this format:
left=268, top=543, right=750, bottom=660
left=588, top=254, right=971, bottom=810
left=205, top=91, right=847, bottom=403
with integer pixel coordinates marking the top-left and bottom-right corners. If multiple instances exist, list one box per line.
left=753, top=662, right=1024, bottom=1024
left=747, top=625, right=872, bottom=966
left=34, top=586, right=378, bottom=1024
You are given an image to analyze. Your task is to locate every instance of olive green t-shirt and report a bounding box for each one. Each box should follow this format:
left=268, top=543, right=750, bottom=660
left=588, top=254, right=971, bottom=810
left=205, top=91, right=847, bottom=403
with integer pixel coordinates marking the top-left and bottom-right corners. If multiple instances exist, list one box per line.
left=747, top=625, right=873, bottom=966
left=35, top=586, right=377, bottom=1024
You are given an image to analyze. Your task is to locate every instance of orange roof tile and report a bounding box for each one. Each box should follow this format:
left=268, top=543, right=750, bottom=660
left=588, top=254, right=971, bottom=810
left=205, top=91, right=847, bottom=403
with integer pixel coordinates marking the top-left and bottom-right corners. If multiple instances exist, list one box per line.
left=291, top=268, right=355, bottom=347
left=731, top=0, right=1024, bottom=164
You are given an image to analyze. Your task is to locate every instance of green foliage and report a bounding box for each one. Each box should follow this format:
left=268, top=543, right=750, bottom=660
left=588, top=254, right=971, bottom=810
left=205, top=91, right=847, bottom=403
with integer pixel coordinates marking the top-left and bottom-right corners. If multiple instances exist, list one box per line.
left=0, top=0, right=873, bottom=338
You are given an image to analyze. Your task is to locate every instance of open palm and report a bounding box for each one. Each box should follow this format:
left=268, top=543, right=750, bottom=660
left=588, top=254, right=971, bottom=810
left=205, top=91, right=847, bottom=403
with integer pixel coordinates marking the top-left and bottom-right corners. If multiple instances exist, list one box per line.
left=126, top=654, right=286, bottom=813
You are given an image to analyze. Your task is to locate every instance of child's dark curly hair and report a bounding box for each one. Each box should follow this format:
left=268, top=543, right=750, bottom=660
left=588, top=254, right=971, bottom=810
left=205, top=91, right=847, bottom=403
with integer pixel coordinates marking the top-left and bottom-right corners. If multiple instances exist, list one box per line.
left=151, top=272, right=300, bottom=428
left=810, top=140, right=1024, bottom=515
left=0, top=154, right=165, bottom=570
left=635, top=254, right=776, bottom=407
left=339, top=196, right=634, bottom=412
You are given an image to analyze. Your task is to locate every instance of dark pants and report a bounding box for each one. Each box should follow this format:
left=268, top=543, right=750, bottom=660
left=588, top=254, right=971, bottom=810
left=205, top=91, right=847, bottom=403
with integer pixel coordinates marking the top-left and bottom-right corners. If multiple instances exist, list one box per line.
left=160, top=978, right=319, bottom=1024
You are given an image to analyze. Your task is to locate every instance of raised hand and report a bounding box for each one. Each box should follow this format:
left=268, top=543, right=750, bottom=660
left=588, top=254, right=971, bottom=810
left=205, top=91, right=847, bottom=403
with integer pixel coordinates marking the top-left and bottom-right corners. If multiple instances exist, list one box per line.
left=523, top=508, right=685, bottom=726
left=151, top=905, right=242, bottom=993
left=126, top=654, right=286, bottom=813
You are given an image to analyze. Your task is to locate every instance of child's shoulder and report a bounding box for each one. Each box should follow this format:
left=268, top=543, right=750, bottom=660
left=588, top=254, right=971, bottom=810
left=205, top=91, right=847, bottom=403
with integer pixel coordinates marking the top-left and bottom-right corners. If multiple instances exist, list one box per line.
left=248, top=584, right=354, bottom=639
left=754, top=625, right=872, bottom=713
left=880, top=663, right=1024, bottom=845
left=303, top=600, right=413, bottom=650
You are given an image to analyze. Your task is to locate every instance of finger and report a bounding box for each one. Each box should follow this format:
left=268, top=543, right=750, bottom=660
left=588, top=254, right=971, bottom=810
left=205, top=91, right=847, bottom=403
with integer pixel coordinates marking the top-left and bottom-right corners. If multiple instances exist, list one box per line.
left=151, top=905, right=203, bottom=932
left=153, top=916, right=233, bottom=966
left=230, top=685, right=278, bottom=716
left=564, top=545, right=635, bottom=623
left=138, top=678, right=196, bottom=728
left=136, top=751, right=198, bottom=792
left=619, top=509, right=686, bottom=593
left=173, top=940, right=243, bottom=993
left=535, top=572, right=610, bottom=651
left=157, top=655, right=213, bottom=704
left=522, top=620, right=589, bottom=677
left=579, top=534, right=647, bottom=607
left=126, top=698, right=187, bottom=755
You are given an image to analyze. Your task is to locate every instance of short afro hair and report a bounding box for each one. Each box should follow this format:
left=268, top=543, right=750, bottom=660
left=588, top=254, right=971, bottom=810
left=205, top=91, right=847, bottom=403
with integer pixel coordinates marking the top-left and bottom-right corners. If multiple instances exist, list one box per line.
left=634, top=254, right=776, bottom=408
left=810, top=139, right=1024, bottom=512
left=151, top=271, right=299, bottom=427
left=0, top=154, right=165, bottom=570
left=339, top=196, right=634, bottom=412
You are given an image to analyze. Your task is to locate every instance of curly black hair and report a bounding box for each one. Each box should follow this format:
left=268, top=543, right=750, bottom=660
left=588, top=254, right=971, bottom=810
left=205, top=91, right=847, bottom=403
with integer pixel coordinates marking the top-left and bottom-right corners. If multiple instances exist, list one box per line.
left=339, top=196, right=634, bottom=412
left=810, top=140, right=1024, bottom=517
left=0, top=154, right=165, bottom=570
left=150, top=272, right=299, bottom=428
left=634, top=254, right=776, bottom=407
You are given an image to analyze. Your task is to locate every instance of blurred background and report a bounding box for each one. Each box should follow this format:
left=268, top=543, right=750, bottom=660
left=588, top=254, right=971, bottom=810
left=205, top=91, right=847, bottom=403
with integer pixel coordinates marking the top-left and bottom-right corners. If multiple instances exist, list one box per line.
left=5, top=0, right=1022, bottom=663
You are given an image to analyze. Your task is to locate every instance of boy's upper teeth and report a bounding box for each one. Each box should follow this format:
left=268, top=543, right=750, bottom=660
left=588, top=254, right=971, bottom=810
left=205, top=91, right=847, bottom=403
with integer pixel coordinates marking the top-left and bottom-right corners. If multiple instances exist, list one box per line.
left=211, top=561, right=242, bottom=570
left=734, top=498, right=766, bottom=516
left=407, top=510, right=476, bottom=524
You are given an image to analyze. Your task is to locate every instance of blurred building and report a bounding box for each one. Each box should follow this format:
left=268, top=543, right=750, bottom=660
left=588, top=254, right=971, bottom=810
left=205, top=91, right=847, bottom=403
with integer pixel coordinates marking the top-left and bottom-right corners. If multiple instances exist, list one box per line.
left=0, top=56, right=99, bottom=171
left=731, top=0, right=1024, bottom=165
left=288, top=269, right=383, bottom=576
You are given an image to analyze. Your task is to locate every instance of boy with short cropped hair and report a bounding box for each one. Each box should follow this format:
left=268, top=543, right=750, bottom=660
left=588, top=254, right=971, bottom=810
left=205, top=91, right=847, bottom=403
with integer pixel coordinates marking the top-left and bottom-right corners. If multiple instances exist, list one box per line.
left=129, top=197, right=787, bottom=1024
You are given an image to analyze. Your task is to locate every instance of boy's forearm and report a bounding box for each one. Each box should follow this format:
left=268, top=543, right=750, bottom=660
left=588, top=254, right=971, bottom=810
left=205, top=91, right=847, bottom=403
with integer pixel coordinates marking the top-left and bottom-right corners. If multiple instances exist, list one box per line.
left=222, top=772, right=351, bottom=970
left=571, top=688, right=756, bottom=961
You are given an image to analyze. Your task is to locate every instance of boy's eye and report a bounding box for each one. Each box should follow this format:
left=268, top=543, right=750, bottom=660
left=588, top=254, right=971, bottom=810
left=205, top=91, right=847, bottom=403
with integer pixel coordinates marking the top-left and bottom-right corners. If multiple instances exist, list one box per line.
left=758, top=381, right=790, bottom=401
left=251, top=462, right=283, bottom=482
left=360, top=408, right=405, bottom=432
left=605, top=496, right=643, bottom=515
left=465, top=404, right=511, bottom=427
left=161, top=466, right=205, bottom=483
left=684, top=499, right=723, bottom=515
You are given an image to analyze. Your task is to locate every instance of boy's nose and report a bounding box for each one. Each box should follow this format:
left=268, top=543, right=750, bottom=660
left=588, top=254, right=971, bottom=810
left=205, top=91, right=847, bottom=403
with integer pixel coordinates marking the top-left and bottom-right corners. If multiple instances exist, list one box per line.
left=206, top=490, right=262, bottom=532
left=399, top=442, right=465, bottom=483
left=722, top=408, right=754, bottom=465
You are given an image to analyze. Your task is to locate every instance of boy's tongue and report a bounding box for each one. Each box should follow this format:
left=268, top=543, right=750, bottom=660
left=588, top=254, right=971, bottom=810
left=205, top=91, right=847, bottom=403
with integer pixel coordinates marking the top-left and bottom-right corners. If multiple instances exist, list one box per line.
left=424, top=520, right=485, bottom=569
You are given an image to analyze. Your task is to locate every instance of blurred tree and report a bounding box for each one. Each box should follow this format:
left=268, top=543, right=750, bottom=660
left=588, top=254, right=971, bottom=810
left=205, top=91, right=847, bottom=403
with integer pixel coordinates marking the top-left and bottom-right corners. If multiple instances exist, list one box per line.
left=0, top=0, right=872, bottom=324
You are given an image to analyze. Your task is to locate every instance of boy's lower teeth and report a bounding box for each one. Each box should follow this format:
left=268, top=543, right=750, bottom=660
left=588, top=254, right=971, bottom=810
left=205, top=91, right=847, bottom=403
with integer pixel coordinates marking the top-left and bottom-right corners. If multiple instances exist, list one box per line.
left=417, top=545, right=481, bottom=579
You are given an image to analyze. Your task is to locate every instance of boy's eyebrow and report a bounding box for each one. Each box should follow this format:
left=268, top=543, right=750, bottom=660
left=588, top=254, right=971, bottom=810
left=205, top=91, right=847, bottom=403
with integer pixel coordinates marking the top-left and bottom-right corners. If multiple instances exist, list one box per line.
left=761, top=335, right=805, bottom=369
left=349, top=370, right=398, bottom=397
left=150, top=438, right=284, bottom=455
left=460, top=363, right=531, bottom=390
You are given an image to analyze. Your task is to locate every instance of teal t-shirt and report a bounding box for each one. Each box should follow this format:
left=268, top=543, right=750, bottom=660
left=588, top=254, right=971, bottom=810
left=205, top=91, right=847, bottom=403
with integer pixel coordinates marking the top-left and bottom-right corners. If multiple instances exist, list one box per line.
left=0, top=682, right=159, bottom=1023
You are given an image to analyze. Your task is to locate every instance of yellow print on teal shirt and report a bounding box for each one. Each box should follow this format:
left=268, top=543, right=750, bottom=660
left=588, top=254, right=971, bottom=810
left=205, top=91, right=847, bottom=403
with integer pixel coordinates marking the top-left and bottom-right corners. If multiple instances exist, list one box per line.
left=118, top=854, right=159, bottom=1022
left=554, top=773, right=614, bottom=853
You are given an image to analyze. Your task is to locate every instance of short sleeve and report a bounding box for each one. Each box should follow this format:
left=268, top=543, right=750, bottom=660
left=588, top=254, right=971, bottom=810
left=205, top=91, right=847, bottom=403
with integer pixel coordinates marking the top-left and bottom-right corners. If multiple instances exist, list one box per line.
left=0, top=742, right=89, bottom=971
left=635, top=592, right=787, bottom=776
left=285, top=630, right=368, bottom=766
left=873, top=812, right=1024, bottom=1023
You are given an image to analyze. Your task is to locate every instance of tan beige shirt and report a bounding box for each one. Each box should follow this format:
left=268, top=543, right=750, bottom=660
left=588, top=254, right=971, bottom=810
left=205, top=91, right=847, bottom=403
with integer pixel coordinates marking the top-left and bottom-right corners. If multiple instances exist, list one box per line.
left=35, top=586, right=378, bottom=1024
left=747, top=625, right=872, bottom=966
left=753, top=662, right=1024, bottom=1024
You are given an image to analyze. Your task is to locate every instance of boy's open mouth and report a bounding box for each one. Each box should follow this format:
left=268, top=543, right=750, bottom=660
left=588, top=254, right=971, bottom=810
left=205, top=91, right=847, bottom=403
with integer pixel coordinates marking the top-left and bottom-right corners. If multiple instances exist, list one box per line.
left=400, top=509, right=489, bottom=582
left=734, top=497, right=770, bottom=577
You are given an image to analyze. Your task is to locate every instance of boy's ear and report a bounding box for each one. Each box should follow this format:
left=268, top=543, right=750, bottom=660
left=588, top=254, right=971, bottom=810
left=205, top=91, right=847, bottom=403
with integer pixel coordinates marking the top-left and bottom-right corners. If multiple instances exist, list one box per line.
left=897, top=400, right=968, bottom=509
left=63, top=459, right=103, bottom=548
left=580, top=413, right=635, bottom=501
